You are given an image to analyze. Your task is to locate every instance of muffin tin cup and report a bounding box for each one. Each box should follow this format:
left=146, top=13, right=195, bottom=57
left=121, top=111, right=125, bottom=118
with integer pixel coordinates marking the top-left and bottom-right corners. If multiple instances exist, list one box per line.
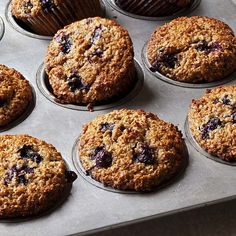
left=72, top=136, right=189, bottom=194
left=0, top=16, right=5, bottom=42
left=141, top=42, right=236, bottom=88
left=185, top=117, right=236, bottom=166
left=0, top=160, right=74, bottom=223
left=104, top=0, right=201, bottom=21
left=0, top=83, right=36, bottom=132
left=36, top=59, right=144, bottom=111
left=5, top=1, right=106, bottom=40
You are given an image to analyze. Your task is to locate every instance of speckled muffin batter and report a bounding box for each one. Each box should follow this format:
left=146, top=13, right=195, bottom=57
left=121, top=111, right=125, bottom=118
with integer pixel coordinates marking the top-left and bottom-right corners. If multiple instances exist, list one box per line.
left=0, top=135, right=77, bottom=218
left=11, top=0, right=102, bottom=36
left=79, top=109, right=187, bottom=191
left=147, top=16, right=236, bottom=83
left=115, top=0, right=191, bottom=17
left=45, top=17, right=135, bottom=105
left=188, top=86, right=236, bottom=162
left=0, top=64, right=33, bottom=127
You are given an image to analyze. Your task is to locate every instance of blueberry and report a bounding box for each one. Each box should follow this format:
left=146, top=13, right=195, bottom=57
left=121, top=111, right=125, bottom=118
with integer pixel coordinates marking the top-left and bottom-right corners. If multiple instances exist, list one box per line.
left=133, top=144, right=155, bottom=165
left=92, top=147, right=113, bottom=168
left=56, top=32, right=72, bottom=54
left=67, top=73, right=89, bottom=92
left=40, top=0, right=55, bottom=12
left=150, top=48, right=178, bottom=72
left=222, top=96, right=231, bottom=105
left=99, top=122, right=115, bottom=133
left=196, top=40, right=222, bottom=53
left=213, top=99, right=219, bottom=104
left=201, top=117, right=222, bottom=139
left=0, top=98, right=6, bottom=107
left=90, top=25, right=103, bottom=44
left=232, top=112, right=236, bottom=124
left=65, top=171, right=77, bottom=183
left=92, top=48, right=103, bottom=58
left=23, top=1, right=33, bottom=14
left=17, top=145, right=43, bottom=164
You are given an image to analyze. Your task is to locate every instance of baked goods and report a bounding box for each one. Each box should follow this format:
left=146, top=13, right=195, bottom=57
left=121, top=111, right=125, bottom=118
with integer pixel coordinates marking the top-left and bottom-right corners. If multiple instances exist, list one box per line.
left=188, top=86, right=236, bottom=162
left=115, top=0, right=191, bottom=17
left=45, top=17, right=135, bottom=105
left=147, top=16, right=236, bottom=83
left=0, top=64, right=33, bottom=127
left=11, top=0, right=102, bottom=36
left=0, top=134, right=77, bottom=218
left=78, top=109, right=187, bottom=191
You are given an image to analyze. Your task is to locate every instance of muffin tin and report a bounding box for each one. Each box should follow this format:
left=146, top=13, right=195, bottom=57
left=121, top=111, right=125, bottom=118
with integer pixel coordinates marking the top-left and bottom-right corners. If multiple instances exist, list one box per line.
left=0, top=16, right=4, bottom=41
left=0, top=0, right=236, bottom=235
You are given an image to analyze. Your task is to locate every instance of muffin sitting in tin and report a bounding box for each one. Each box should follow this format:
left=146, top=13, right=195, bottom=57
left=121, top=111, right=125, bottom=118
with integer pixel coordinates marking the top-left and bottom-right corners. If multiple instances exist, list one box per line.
left=115, top=0, right=191, bottom=17
left=44, top=17, right=135, bottom=105
left=147, top=16, right=236, bottom=83
left=0, top=134, right=77, bottom=218
left=78, top=109, right=187, bottom=191
left=0, top=64, right=33, bottom=127
left=11, top=0, right=103, bottom=36
left=188, top=86, right=236, bottom=162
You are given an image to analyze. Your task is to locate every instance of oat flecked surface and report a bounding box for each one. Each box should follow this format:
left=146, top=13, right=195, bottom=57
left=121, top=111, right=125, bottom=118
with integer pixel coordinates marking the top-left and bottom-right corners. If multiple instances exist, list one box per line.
left=79, top=109, right=187, bottom=191
left=45, top=17, right=135, bottom=104
left=188, top=86, right=236, bottom=161
left=147, top=16, right=236, bottom=83
left=0, top=64, right=32, bottom=127
left=0, top=134, right=77, bottom=218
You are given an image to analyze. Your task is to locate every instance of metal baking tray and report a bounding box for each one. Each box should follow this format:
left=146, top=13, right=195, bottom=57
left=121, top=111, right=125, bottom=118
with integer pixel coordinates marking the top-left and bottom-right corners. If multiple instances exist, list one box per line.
left=0, top=0, right=236, bottom=235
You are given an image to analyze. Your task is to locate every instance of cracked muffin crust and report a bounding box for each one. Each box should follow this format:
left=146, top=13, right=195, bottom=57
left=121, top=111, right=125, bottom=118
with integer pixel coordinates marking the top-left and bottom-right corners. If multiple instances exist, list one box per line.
left=11, top=0, right=102, bottom=36
left=78, top=109, right=187, bottom=191
left=147, top=16, right=236, bottom=83
left=0, top=64, right=33, bottom=127
left=115, top=0, right=191, bottom=17
left=0, top=135, right=77, bottom=218
left=45, top=17, right=135, bottom=105
left=188, top=86, right=236, bottom=162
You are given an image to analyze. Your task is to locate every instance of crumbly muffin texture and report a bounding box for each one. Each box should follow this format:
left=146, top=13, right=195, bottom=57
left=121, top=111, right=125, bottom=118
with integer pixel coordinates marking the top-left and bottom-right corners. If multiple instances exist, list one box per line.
left=0, top=135, right=77, bottom=218
left=147, top=16, right=236, bottom=83
left=115, top=0, right=191, bottom=17
left=45, top=17, right=135, bottom=105
left=79, top=109, right=186, bottom=191
left=188, top=86, right=236, bottom=161
left=0, top=64, right=32, bottom=127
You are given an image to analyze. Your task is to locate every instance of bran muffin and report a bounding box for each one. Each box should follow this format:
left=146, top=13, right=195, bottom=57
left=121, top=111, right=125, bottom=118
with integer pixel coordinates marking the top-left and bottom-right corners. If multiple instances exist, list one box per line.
left=11, top=0, right=102, bottom=36
left=115, top=0, right=191, bottom=17
left=188, top=86, right=236, bottom=162
left=0, top=134, right=77, bottom=218
left=78, top=109, right=187, bottom=191
left=44, top=17, right=135, bottom=105
left=0, top=65, right=33, bottom=127
left=147, top=16, right=236, bottom=83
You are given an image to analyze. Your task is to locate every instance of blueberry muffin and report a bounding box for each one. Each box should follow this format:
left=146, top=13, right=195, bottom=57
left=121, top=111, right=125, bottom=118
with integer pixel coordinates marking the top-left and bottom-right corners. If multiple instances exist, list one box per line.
left=147, top=16, right=236, bottom=83
left=45, top=17, right=135, bottom=105
left=0, top=135, right=77, bottom=218
left=115, top=0, right=191, bottom=17
left=0, top=65, right=33, bottom=127
left=188, top=86, right=236, bottom=162
left=78, top=109, right=187, bottom=191
left=11, top=0, right=102, bottom=36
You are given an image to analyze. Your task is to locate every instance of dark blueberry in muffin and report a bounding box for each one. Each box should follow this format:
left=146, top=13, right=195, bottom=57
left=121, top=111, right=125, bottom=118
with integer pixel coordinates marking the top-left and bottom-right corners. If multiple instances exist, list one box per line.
left=40, top=0, right=55, bottom=12
left=99, top=122, right=115, bottom=133
left=65, top=171, right=77, bottom=183
left=201, top=117, right=222, bottom=139
left=150, top=48, right=178, bottom=72
left=232, top=112, right=236, bottom=124
left=196, top=40, right=222, bottom=53
left=56, top=32, right=72, bottom=54
left=92, top=48, right=103, bottom=58
left=17, top=145, right=43, bottom=164
left=133, top=144, right=155, bottom=165
left=222, top=96, right=231, bottom=105
left=92, top=146, right=113, bottom=168
left=212, top=98, right=219, bottom=104
left=90, top=25, right=103, bottom=44
left=67, top=73, right=89, bottom=92
left=0, top=98, right=6, bottom=107
left=23, top=0, right=33, bottom=14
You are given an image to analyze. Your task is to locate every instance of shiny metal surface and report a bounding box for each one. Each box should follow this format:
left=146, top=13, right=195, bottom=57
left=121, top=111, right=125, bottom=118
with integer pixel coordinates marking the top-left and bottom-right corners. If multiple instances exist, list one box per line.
left=0, top=0, right=236, bottom=235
